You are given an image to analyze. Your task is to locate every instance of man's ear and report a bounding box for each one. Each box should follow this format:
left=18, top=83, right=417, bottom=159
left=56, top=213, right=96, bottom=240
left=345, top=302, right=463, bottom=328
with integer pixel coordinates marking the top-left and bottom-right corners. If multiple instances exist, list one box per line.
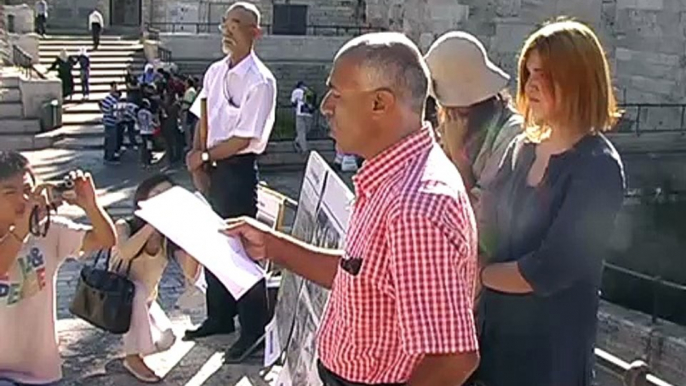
left=254, top=26, right=263, bottom=39
left=372, top=89, right=395, bottom=114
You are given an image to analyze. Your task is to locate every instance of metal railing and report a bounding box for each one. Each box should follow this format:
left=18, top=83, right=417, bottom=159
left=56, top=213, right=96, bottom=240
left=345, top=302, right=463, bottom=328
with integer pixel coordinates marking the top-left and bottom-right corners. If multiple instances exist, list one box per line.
left=616, top=103, right=686, bottom=136
left=603, top=187, right=686, bottom=325
left=158, top=46, right=172, bottom=63
left=595, top=349, right=674, bottom=386
left=12, top=45, right=45, bottom=79
left=146, top=22, right=385, bottom=36
left=604, top=261, right=686, bottom=325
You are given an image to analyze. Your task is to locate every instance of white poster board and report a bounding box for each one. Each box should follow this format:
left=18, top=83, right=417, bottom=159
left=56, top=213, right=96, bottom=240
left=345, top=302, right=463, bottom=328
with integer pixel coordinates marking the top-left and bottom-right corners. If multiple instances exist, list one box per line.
left=272, top=152, right=354, bottom=385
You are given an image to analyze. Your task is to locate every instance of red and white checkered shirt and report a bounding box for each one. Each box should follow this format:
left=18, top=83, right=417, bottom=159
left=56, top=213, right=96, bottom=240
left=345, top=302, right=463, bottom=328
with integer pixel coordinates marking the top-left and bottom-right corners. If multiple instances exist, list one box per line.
left=317, top=126, right=479, bottom=384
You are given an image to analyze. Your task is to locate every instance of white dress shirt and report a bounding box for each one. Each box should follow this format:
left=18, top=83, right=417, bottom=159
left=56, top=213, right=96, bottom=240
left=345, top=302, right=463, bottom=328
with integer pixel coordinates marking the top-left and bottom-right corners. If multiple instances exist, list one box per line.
left=190, top=52, right=277, bottom=155
left=89, top=11, right=104, bottom=27
left=290, top=87, right=311, bottom=117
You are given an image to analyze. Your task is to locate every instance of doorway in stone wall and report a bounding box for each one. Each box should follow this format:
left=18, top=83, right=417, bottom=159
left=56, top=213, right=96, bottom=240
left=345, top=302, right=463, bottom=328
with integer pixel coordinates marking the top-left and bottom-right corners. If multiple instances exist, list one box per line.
left=111, top=0, right=141, bottom=26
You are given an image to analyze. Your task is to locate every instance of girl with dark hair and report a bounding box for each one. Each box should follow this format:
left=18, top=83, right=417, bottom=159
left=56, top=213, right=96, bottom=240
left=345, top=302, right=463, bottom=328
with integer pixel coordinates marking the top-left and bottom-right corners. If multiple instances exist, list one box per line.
left=111, top=174, right=199, bottom=383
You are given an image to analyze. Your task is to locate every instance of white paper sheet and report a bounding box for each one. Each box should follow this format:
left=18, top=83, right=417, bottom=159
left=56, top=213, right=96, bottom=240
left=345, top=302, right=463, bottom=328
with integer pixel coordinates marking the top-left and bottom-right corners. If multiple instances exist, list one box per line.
left=274, top=363, right=292, bottom=386
left=135, top=186, right=264, bottom=300
left=264, top=315, right=282, bottom=367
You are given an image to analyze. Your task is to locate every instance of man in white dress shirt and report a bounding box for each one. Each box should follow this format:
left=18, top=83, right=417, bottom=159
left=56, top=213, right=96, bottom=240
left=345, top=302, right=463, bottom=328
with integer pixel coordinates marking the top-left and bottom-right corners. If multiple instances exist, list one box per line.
left=185, top=2, right=276, bottom=363
left=88, top=9, right=104, bottom=50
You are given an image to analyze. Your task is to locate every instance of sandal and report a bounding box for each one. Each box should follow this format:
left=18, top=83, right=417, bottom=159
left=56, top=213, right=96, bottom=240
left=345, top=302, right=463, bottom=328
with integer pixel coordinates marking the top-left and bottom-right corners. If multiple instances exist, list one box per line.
left=123, top=358, right=162, bottom=383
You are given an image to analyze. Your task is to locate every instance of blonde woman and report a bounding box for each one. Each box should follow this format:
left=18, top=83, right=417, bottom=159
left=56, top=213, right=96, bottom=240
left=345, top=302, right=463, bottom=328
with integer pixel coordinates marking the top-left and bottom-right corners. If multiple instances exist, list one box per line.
left=473, top=19, right=625, bottom=386
left=424, top=32, right=522, bottom=218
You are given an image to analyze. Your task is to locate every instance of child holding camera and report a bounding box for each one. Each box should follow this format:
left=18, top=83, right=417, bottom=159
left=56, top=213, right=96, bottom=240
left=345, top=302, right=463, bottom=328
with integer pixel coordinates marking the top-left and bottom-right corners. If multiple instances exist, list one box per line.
left=0, top=151, right=116, bottom=386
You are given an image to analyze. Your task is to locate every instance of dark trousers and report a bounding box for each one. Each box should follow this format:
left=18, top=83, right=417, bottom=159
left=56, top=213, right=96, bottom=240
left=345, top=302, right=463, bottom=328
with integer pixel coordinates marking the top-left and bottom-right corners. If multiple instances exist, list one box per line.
left=103, top=124, right=118, bottom=160
left=161, top=121, right=183, bottom=164
left=80, top=71, right=90, bottom=97
left=35, top=15, right=46, bottom=35
left=91, top=23, right=101, bottom=49
left=206, top=154, right=268, bottom=340
left=317, top=361, right=406, bottom=386
left=140, top=134, right=154, bottom=165
left=117, top=120, right=137, bottom=149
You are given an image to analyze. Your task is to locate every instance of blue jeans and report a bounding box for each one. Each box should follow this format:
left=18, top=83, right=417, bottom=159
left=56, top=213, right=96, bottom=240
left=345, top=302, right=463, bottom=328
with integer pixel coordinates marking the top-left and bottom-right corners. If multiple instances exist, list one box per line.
left=103, top=123, right=118, bottom=160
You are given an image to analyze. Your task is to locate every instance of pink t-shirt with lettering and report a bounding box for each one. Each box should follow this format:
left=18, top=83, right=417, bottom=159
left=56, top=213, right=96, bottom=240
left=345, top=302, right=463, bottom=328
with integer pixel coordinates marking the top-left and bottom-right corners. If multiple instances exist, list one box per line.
left=0, top=216, right=89, bottom=384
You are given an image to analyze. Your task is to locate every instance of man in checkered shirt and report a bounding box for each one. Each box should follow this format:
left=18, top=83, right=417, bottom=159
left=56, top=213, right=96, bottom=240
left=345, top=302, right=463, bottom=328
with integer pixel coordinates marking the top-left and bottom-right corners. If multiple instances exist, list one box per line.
left=224, top=32, right=479, bottom=386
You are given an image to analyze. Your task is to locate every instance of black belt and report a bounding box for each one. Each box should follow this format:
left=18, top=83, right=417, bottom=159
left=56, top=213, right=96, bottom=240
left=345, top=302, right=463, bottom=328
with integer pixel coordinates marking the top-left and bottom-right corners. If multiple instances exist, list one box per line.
left=317, top=361, right=406, bottom=386
left=210, top=153, right=257, bottom=168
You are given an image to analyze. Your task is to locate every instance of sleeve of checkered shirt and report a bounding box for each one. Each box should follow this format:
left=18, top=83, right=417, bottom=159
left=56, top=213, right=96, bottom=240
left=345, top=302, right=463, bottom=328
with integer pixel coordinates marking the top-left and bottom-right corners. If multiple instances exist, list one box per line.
left=387, top=199, right=478, bottom=356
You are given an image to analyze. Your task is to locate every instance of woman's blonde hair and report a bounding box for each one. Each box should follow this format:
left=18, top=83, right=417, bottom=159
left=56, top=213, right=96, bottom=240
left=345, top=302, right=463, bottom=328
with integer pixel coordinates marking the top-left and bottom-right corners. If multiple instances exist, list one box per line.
left=516, top=18, right=620, bottom=142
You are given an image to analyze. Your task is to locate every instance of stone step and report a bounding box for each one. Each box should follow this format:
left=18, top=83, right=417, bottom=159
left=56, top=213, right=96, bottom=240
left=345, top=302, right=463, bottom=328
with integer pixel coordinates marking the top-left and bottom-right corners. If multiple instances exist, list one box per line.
left=0, top=132, right=55, bottom=151
left=0, top=88, right=22, bottom=103
left=0, top=102, right=23, bottom=118
left=0, top=119, right=42, bottom=134
left=53, top=135, right=103, bottom=150
left=40, top=40, right=141, bottom=47
left=38, top=60, right=146, bottom=70
left=39, top=56, right=145, bottom=65
left=0, top=76, right=21, bottom=88
left=42, top=123, right=103, bottom=139
left=62, top=113, right=102, bottom=125
left=39, top=45, right=144, bottom=53
left=47, top=69, right=137, bottom=77
left=41, top=35, right=134, bottom=41
left=40, top=50, right=143, bottom=58
left=39, top=72, right=128, bottom=83
left=67, top=91, right=128, bottom=100
left=63, top=102, right=104, bottom=114
left=68, top=76, right=127, bottom=85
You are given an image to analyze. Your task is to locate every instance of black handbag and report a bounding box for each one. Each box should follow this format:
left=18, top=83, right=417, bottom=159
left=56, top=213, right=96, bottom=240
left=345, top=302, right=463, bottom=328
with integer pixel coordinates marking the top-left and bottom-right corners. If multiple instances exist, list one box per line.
left=69, top=248, right=136, bottom=334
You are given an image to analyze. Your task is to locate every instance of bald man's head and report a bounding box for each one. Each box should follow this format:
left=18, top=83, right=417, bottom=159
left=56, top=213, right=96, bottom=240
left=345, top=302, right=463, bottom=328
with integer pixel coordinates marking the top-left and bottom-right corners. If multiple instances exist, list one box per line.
left=220, top=2, right=262, bottom=55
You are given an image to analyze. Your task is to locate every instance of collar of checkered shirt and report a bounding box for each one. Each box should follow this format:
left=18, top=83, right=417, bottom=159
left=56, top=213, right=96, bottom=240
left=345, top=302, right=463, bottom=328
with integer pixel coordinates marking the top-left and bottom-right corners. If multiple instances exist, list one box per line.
left=353, top=124, right=434, bottom=198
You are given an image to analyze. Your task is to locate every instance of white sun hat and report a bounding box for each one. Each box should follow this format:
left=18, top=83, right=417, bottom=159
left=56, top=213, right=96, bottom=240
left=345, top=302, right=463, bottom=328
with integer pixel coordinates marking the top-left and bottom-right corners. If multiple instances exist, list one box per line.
left=425, top=31, right=510, bottom=107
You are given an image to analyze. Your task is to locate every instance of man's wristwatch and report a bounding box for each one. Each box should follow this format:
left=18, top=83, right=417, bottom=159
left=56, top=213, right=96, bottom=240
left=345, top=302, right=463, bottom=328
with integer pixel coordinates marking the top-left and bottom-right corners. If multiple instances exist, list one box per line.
left=201, top=151, right=210, bottom=163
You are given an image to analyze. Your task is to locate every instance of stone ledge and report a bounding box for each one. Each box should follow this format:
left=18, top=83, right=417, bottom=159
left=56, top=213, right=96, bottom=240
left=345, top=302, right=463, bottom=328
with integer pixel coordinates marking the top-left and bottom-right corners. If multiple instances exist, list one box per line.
left=0, top=131, right=54, bottom=151
left=606, top=132, right=686, bottom=153
left=597, top=300, right=686, bottom=385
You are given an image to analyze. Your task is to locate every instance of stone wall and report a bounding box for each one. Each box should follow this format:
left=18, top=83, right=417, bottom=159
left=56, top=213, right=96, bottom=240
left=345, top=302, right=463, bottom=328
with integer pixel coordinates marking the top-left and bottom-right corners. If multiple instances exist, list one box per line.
left=161, top=33, right=347, bottom=104
left=40, top=0, right=110, bottom=30
left=365, top=0, right=686, bottom=107
left=3, top=4, right=34, bottom=34
left=0, top=5, right=10, bottom=66
left=144, top=0, right=360, bottom=31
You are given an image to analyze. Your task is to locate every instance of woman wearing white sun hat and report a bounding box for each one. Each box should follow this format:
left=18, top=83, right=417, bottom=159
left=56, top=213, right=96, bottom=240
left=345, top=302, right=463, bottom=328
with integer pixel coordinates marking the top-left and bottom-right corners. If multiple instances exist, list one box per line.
left=425, top=31, right=522, bottom=219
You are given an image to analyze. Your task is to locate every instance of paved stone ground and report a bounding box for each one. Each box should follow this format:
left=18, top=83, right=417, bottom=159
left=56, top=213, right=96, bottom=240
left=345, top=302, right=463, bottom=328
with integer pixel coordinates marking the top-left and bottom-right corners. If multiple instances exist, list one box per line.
left=21, top=148, right=310, bottom=386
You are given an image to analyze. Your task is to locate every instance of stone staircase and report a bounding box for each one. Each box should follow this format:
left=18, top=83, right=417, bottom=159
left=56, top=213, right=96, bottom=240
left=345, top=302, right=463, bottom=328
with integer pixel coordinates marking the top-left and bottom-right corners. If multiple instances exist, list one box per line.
left=0, top=68, right=52, bottom=151
left=38, top=34, right=145, bottom=149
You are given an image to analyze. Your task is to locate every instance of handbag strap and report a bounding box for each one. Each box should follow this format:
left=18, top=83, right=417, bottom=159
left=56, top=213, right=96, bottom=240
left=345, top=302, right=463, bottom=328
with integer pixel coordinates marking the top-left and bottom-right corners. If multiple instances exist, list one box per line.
left=92, top=248, right=104, bottom=267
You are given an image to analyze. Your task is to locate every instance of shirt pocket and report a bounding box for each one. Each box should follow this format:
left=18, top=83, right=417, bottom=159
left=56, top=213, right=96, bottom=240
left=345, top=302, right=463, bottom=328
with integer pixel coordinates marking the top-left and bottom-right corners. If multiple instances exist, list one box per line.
left=223, top=104, right=241, bottom=128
